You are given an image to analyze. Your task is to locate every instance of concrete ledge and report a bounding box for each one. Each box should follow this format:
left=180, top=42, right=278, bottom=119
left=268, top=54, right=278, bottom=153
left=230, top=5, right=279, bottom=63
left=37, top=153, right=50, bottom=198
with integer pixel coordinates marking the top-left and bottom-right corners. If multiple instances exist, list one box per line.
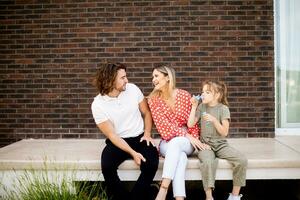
left=0, top=137, right=300, bottom=182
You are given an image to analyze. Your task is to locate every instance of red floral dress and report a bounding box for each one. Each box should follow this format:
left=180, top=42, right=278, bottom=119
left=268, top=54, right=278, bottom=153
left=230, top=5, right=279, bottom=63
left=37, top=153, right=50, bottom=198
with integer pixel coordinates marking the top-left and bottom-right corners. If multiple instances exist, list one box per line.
left=148, top=89, right=200, bottom=141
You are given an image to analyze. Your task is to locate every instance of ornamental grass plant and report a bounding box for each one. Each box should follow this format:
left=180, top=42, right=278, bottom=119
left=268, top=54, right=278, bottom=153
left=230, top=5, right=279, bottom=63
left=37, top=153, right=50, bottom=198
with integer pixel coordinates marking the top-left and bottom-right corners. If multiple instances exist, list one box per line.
left=0, top=169, right=108, bottom=200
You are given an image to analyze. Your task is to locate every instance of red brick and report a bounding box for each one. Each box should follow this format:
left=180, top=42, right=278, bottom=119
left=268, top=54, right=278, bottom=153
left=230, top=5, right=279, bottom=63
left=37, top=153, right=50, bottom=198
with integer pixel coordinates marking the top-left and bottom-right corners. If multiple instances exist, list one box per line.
left=0, top=0, right=275, bottom=146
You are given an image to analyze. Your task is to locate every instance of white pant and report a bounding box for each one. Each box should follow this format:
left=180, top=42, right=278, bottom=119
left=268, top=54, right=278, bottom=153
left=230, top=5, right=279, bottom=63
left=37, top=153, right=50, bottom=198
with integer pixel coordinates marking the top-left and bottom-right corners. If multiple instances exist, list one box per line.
left=159, top=136, right=194, bottom=198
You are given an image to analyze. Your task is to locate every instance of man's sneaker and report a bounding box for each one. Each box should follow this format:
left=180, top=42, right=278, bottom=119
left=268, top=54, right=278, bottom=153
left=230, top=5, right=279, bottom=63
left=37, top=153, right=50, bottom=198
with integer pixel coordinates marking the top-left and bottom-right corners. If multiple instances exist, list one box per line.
left=227, top=193, right=243, bottom=200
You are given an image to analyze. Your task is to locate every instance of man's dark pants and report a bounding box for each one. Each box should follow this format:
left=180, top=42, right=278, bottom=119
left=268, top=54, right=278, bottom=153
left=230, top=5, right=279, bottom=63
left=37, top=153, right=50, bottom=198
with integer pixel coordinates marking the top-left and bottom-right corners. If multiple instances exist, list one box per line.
left=101, top=134, right=159, bottom=200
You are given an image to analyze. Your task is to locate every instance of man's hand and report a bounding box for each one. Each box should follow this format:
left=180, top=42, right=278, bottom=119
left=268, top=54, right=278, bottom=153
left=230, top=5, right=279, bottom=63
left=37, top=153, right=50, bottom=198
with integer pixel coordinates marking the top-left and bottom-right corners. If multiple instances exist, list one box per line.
left=131, top=151, right=146, bottom=165
left=140, top=135, right=156, bottom=146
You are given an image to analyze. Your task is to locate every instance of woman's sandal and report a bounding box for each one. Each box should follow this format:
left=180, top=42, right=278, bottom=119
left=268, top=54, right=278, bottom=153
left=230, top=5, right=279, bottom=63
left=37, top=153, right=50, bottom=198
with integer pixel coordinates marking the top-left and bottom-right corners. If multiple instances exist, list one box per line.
left=160, top=184, right=168, bottom=190
left=155, top=184, right=169, bottom=200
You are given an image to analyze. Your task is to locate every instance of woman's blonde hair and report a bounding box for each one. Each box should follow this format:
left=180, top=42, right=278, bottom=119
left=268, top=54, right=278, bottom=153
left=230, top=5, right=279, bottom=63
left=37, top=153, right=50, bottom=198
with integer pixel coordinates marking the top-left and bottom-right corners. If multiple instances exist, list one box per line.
left=148, top=65, right=176, bottom=99
left=202, top=80, right=229, bottom=106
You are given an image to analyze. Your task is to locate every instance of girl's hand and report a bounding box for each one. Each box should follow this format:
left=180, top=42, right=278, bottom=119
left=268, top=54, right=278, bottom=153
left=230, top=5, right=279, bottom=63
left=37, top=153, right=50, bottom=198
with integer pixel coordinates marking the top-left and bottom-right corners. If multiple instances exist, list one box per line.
left=190, top=96, right=199, bottom=107
left=203, top=113, right=217, bottom=123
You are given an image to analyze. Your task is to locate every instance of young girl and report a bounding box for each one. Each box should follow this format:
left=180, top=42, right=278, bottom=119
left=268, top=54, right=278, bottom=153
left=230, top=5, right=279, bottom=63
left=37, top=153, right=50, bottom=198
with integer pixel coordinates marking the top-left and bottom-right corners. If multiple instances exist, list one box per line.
left=188, top=81, right=247, bottom=200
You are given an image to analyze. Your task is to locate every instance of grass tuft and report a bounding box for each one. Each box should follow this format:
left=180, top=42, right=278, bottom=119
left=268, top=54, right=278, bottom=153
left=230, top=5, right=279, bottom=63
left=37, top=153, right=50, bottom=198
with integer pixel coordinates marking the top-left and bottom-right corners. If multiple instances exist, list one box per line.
left=0, top=170, right=108, bottom=200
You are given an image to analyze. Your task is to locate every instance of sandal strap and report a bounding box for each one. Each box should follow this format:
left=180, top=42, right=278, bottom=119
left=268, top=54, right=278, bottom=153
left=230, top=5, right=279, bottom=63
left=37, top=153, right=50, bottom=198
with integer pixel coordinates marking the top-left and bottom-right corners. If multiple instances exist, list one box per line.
left=160, top=184, right=168, bottom=190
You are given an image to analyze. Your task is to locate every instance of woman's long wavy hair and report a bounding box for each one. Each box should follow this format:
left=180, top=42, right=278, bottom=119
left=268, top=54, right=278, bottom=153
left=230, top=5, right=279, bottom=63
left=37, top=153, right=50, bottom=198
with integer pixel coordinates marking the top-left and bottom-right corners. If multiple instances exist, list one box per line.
left=93, top=63, right=126, bottom=95
left=148, top=65, right=176, bottom=99
left=202, top=80, right=229, bottom=106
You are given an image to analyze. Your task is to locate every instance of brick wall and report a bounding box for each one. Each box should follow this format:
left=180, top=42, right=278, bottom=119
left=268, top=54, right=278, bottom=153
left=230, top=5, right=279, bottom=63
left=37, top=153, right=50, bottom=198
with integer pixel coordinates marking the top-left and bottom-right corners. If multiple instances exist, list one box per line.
left=0, top=0, right=274, bottom=147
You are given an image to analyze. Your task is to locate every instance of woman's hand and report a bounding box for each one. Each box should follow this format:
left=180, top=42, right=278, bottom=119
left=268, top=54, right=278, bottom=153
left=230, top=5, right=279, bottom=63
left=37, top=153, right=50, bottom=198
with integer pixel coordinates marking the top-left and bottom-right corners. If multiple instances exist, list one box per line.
left=186, top=134, right=211, bottom=151
left=197, top=142, right=211, bottom=151
left=140, top=135, right=156, bottom=147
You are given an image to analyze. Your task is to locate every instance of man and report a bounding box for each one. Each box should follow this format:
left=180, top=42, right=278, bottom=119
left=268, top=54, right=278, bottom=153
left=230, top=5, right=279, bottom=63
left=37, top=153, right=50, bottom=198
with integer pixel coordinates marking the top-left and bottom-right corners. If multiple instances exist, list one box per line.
left=91, top=63, right=159, bottom=200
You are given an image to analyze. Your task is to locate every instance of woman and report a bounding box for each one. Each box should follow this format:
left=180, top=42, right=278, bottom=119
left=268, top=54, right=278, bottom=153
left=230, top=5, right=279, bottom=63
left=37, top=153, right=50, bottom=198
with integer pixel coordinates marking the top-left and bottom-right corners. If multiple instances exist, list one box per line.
left=147, top=65, right=210, bottom=200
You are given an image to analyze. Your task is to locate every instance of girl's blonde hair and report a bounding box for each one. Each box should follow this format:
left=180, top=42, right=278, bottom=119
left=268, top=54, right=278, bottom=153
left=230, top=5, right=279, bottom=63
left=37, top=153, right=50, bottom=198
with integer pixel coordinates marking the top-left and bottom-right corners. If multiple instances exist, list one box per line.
left=202, top=80, right=229, bottom=106
left=148, top=65, right=176, bottom=99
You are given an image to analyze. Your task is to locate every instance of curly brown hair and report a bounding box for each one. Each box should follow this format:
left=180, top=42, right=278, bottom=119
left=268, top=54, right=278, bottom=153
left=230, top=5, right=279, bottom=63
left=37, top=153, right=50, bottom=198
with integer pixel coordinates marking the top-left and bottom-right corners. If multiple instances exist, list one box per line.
left=94, top=63, right=127, bottom=95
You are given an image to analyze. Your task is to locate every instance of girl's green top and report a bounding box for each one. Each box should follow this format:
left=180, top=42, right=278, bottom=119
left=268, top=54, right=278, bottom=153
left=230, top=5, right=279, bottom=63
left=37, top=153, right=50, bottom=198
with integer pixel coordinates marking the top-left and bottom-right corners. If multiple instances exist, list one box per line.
left=196, top=103, right=230, bottom=142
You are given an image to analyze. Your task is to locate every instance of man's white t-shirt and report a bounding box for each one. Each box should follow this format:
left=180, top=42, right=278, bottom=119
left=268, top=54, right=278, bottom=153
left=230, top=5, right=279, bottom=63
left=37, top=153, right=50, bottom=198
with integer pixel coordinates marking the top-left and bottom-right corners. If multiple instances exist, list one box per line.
left=91, top=83, right=145, bottom=138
